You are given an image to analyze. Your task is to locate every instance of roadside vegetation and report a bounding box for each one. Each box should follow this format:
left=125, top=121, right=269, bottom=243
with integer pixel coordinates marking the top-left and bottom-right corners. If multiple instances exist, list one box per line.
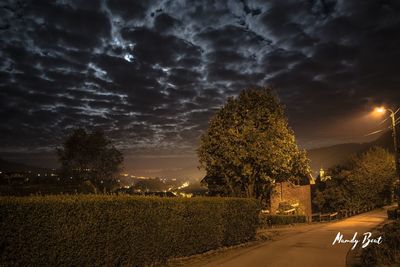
left=312, top=147, right=396, bottom=214
left=361, top=220, right=400, bottom=266
left=0, top=195, right=259, bottom=266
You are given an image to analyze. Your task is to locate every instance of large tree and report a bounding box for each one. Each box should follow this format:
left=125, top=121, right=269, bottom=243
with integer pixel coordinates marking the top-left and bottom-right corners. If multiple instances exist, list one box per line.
left=198, top=88, right=311, bottom=201
left=57, top=128, right=123, bottom=192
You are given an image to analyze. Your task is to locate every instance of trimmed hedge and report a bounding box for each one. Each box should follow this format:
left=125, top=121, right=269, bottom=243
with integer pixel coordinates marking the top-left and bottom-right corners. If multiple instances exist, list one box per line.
left=259, top=214, right=307, bottom=227
left=0, top=195, right=259, bottom=267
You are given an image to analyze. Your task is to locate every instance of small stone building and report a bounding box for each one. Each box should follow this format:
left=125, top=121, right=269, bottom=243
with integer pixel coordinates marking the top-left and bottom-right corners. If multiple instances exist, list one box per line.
left=270, top=181, right=312, bottom=222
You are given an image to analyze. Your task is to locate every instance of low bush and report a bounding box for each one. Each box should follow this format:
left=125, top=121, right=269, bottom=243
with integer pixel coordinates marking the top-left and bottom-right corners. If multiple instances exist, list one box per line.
left=0, top=195, right=259, bottom=266
left=387, top=207, right=399, bottom=220
left=259, top=214, right=307, bottom=227
left=361, top=220, right=400, bottom=266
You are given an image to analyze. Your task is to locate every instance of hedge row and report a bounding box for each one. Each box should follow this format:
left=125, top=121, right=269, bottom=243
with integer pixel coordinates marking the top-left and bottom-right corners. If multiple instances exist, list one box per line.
left=259, top=214, right=307, bottom=227
left=361, top=220, right=400, bottom=266
left=0, top=195, right=260, bottom=267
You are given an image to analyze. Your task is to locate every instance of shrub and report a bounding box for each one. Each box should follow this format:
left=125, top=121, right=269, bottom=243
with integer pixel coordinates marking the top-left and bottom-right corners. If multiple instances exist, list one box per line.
left=0, top=195, right=259, bottom=267
left=361, top=221, right=400, bottom=266
left=259, top=214, right=307, bottom=227
left=387, top=207, right=399, bottom=220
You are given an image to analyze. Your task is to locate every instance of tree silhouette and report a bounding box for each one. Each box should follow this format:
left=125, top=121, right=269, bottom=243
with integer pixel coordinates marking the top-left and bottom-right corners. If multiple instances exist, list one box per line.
left=57, top=128, right=123, bottom=192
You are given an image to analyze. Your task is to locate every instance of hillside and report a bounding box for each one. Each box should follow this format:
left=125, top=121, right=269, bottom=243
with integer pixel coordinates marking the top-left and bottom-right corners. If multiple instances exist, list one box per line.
left=307, top=131, right=394, bottom=173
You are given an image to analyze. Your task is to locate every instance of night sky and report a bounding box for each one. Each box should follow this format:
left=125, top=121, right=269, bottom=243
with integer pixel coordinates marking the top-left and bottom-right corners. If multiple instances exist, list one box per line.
left=1, top=0, right=400, bottom=179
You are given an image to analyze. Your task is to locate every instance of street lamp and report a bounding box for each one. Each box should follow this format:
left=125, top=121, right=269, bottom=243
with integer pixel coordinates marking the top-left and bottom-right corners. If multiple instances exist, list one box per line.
left=375, top=106, right=400, bottom=207
left=375, top=107, right=386, bottom=114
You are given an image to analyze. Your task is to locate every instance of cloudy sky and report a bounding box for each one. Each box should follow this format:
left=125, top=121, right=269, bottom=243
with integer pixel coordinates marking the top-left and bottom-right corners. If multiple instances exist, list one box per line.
left=1, top=0, right=399, bottom=179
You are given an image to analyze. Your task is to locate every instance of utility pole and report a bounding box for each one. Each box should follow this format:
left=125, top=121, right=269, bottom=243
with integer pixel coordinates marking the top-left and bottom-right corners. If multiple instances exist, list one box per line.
left=389, top=110, right=400, bottom=207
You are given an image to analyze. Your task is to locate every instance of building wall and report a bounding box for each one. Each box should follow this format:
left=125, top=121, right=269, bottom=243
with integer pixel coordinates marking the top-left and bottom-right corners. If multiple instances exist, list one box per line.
left=270, top=182, right=312, bottom=221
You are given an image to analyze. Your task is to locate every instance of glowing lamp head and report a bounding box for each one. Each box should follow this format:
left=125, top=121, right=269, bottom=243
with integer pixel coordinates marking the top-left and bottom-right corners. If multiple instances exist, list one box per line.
left=375, top=107, right=386, bottom=114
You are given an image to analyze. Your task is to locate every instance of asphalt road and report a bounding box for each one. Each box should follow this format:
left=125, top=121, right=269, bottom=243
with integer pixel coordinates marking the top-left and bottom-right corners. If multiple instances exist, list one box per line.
left=187, top=208, right=388, bottom=267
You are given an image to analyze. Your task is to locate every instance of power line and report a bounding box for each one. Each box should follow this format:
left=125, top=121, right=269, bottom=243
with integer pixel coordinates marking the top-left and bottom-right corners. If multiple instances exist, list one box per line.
left=378, top=116, right=389, bottom=125
left=364, top=129, right=384, bottom=137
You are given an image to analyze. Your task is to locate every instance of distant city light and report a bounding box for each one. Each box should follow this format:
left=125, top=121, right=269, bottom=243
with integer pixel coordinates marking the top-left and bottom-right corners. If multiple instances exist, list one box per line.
left=178, top=182, right=190, bottom=190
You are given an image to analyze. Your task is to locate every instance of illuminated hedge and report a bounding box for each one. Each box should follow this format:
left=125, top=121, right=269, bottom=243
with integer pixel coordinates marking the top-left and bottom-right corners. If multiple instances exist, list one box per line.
left=0, top=195, right=259, bottom=266
left=259, top=214, right=307, bottom=226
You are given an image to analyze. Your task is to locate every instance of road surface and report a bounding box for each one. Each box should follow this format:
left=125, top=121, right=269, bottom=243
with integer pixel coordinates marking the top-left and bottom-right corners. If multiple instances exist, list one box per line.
left=185, top=208, right=388, bottom=267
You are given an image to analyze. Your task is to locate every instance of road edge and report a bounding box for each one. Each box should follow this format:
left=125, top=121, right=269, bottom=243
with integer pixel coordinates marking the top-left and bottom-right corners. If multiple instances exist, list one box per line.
left=345, top=206, right=393, bottom=267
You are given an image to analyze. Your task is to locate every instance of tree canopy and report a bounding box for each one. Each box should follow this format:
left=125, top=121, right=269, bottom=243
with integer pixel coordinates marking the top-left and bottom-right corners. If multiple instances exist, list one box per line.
left=198, top=88, right=311, bottom=200
left=313, top=147, right=396, bottom=213
left=57, top=128, right=123, bottom=192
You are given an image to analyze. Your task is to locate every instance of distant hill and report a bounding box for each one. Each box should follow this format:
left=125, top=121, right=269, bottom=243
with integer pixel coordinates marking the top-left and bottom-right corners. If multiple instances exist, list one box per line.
left=0, top=158, right=50, bottom=172
left=0, top=132, right=395, bottom=176
left=307, top=131, right=394, bottom=173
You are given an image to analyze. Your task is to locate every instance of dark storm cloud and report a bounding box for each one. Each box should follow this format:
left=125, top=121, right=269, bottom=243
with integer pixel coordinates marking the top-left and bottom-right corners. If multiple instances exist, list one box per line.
left=121, top=26, right=202, bottom=67
left=28, top=1, right=111, bottom=50
left=196, top=24, right=270, bottom=50
left=154, top=13, right=181, bottom=32
left=262, top=49, right=306, bottom=73
left=1, top=0, right=400, bottom=164
left=106, top=0, right=148, bottom=21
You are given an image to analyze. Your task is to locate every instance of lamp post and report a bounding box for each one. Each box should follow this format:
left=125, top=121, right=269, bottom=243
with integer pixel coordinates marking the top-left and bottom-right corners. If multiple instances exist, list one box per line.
left=376, top=107, right=400, bottom=207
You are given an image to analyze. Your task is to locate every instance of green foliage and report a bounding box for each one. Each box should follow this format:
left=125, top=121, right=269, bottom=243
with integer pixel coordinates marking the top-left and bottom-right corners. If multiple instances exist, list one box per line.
left=387, top=207, right=400, bottom=220
left=198, top=88, right=311, bottom=200
left=259, top=214, right=307, bottom=226
left=361, top=221, right=400, bottom=266
left=0, top=195, right=259, bottom=267
left=57, top=128, right=123, bottom=192
left=313, top=147, right=396, bottom=213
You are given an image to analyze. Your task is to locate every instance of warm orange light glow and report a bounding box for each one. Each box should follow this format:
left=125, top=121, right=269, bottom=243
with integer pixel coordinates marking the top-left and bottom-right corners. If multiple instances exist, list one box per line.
left=375, top=107, right=386, bottom=113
